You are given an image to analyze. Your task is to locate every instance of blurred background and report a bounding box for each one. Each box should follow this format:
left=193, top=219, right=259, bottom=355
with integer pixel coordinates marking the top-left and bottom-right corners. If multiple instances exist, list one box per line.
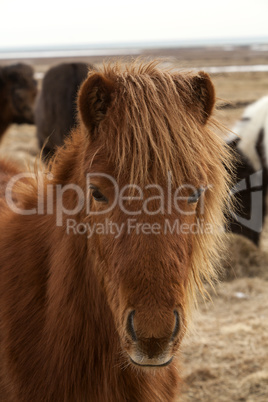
left=1, top=0, right=268, bottom=136
left=0, top=1, right=268, bottom=401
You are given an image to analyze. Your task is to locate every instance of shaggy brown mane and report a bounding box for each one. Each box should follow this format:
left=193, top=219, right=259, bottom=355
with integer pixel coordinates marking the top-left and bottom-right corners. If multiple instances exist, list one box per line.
left=77, top=61, right=233, bottom=302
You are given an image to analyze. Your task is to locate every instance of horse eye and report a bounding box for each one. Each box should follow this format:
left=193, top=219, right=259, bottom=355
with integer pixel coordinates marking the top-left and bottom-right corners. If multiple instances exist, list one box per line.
left=188, top=188, right=204, bottom=204
left=92, top=189, right=108, bottom=203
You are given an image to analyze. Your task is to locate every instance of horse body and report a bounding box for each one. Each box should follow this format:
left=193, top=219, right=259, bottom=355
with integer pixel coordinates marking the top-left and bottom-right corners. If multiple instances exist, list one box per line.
left=227, top=97, right=268, bottom=245
left=0, top=62, right=231, bottom=401
left=233, top=96, right=268, bottom=171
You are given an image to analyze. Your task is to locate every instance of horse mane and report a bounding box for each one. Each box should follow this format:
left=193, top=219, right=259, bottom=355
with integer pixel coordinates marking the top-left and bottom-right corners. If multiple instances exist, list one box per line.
left=78, top=60, right=233, bottom=304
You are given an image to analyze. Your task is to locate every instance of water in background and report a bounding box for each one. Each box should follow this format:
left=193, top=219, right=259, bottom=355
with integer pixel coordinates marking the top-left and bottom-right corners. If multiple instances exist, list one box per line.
left=1, top=36, right=268, bottom=58
left=1, top=37, right=268, bottom=74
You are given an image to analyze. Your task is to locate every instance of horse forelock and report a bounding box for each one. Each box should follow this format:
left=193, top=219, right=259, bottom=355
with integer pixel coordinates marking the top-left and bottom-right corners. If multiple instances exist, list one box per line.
left=89, top=62, right=229, bottom=187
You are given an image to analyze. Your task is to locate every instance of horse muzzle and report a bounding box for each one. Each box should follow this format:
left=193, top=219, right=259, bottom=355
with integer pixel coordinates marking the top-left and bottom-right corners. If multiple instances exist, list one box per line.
left=125, top=310, right=180, bottom=367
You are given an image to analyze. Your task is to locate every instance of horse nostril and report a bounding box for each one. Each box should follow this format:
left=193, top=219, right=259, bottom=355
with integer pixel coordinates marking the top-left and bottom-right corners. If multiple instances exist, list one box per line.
left=126, top=310, right=137, bottom=341
left=171, top=310, right=180, bottom=340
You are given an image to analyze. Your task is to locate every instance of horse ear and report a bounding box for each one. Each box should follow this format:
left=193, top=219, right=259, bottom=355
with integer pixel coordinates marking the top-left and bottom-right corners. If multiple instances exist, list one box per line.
left=190, top=71, right=215, bottom=124
left=78, top=72, right=115, bottom=135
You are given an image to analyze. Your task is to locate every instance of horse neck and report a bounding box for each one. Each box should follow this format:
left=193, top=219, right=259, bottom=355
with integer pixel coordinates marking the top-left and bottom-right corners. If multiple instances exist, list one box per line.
left=42, top=130, right=121, bottom=383
left=46, top=128, right=107, bottom=319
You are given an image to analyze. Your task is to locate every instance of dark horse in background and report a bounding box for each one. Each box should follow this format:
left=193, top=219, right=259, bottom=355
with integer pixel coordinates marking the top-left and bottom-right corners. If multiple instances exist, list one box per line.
left=35, top=62, right=93, bottom=160
left=0, top=63, right=37, bottom=139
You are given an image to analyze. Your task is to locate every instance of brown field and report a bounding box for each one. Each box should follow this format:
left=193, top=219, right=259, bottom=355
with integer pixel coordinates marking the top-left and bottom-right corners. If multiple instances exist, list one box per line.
left=0, top=46, right=268, bottom=401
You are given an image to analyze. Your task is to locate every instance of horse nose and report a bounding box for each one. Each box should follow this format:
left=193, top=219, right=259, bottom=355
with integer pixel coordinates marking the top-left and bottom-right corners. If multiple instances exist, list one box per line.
left=126, top=310, right=180, bottom=342
left=126, top=310, right=180, bottom=365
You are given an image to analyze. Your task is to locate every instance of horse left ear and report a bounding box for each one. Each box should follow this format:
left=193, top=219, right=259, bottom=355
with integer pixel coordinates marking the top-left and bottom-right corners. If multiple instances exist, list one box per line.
left=78, top=71, right=115, bottom=136
left=190, top=71, right=215, bottom=124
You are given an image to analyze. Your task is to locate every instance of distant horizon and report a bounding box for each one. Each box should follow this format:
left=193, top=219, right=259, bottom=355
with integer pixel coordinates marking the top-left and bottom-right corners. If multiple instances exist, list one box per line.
left=1, top=35, right=268, bottom=54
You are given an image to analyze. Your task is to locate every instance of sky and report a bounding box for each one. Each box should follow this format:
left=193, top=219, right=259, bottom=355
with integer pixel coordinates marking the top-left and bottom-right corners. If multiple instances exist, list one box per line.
left=0, top=0, right=268, bottom=49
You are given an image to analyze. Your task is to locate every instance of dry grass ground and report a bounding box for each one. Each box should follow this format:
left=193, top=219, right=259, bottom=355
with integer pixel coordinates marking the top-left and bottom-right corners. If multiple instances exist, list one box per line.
left=181, top=274, right=268, bottom=402
left=0, top=48, right=267, bottom=401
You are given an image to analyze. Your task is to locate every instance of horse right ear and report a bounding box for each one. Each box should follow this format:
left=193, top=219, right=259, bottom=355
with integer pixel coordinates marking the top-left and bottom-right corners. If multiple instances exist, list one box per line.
left=78, top=72, right=115, bottom=136
left=189, top=71, right=216, bottom=124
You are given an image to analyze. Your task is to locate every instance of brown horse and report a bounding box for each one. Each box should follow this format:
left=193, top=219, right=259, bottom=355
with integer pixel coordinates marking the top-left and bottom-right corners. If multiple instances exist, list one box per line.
left=0, top=63, right=37, bottom=138
left=0, top=62, right=232, bottom=401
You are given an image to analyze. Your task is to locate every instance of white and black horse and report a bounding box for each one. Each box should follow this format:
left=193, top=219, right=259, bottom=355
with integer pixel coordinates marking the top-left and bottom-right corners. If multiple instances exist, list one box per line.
left=227, top=96, right=268, bottom=246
